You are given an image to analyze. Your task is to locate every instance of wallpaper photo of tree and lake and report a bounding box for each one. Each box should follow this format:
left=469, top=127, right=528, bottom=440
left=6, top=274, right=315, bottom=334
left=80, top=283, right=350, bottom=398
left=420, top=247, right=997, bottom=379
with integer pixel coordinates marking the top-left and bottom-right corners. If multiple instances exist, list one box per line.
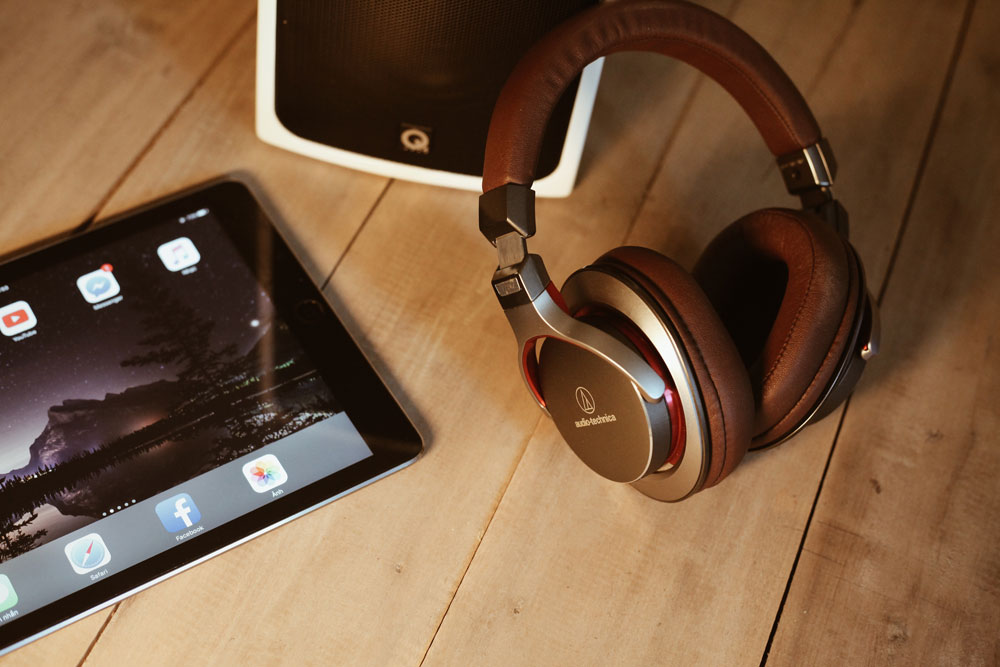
left=0, top=215, right=341, bottom=563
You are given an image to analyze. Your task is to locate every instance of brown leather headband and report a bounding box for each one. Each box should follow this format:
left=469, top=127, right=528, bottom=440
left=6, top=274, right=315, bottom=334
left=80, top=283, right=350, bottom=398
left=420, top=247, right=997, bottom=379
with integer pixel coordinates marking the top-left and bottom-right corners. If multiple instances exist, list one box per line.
left=482, top=0, right=822, bottom=192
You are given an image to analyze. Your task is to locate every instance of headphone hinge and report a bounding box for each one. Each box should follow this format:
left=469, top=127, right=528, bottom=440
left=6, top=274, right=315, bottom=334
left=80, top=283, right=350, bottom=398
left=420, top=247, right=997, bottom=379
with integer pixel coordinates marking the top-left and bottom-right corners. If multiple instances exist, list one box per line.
left=479, top=184, right=536, bottom=245
left=491, top=253, right=550, bottom=309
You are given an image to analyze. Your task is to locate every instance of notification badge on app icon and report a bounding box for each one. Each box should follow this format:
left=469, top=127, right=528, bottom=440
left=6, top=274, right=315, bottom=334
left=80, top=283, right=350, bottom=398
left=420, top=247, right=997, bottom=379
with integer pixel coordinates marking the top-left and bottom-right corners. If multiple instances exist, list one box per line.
left=157, top=237, right=200, bottom=272
left=76, top=265, right=121, bottom=304
left=0, top=301, right=37, bottom=337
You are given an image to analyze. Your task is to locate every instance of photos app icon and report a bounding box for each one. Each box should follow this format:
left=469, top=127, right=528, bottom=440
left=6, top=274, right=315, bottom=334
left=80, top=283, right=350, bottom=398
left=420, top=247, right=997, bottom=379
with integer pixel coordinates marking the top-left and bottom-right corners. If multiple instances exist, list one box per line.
left=242, top=454, right=288, bottom=493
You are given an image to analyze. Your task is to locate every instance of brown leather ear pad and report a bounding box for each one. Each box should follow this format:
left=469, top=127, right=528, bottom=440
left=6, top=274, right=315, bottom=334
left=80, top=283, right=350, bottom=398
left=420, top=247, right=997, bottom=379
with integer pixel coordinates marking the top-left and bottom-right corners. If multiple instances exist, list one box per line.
left=692, top=209, right=860, bottom=446
left=595, top=247, right=754, bottom=488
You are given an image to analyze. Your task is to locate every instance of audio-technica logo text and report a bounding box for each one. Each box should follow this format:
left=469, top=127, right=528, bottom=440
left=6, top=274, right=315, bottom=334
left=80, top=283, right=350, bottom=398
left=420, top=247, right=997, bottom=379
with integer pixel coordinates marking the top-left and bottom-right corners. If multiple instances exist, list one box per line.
left=573, top=386, right=616, bottom=427
left=574, top=413, right=618, bottom=428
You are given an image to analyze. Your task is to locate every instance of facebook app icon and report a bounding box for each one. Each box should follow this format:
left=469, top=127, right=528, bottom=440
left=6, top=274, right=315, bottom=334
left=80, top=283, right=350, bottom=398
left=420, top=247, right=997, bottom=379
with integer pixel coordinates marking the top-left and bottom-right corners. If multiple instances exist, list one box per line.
left=155, top=493, right=202, bottom=533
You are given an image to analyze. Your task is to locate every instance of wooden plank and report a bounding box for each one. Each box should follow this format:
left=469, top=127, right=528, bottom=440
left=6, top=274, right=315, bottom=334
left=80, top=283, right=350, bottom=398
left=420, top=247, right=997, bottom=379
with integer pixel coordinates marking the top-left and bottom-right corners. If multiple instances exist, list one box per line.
left=767, top=1, right=1000, bottom=663
left=0, top=0, right=254, bottom=256
left=2, top=23, right=393, bottom=667
left=421, top=0, right=969, bottom=664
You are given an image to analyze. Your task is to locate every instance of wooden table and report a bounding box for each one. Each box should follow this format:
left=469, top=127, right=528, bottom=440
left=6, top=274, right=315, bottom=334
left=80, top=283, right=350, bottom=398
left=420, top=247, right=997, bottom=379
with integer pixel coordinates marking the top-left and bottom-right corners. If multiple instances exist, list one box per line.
left=1, top=1, right=997, bottom=664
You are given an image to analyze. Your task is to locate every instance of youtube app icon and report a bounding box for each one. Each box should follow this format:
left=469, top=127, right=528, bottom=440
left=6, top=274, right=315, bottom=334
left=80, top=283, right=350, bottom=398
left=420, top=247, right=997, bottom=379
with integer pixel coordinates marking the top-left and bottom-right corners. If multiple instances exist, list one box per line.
left=0, top=301, right=37, bottom=337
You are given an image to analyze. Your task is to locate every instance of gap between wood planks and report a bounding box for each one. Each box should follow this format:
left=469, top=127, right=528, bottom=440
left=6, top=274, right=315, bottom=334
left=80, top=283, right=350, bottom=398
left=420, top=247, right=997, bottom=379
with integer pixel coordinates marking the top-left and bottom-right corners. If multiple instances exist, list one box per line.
left=757, top=1, right=979, bottom=664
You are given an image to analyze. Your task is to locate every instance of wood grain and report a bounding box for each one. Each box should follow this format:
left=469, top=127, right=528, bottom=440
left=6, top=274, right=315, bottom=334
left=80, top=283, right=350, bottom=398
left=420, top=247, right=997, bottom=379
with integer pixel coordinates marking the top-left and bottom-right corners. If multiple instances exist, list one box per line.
left=421, top=0, right=970, bottom=664
left=0, top=0, right=255, bottom=258
left=767, top=0, right=1000, bottom=663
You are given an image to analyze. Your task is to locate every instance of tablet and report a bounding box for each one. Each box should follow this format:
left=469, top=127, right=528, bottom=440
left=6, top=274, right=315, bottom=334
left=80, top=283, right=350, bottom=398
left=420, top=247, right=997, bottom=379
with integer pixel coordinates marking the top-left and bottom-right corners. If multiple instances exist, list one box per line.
left=0, top=179, right=422, bottom=655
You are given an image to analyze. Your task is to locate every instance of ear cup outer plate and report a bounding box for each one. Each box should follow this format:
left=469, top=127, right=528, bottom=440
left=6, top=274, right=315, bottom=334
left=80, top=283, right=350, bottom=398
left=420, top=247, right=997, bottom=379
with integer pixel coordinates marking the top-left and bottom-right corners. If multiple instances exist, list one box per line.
left=537, top=338, right=672, bottom=483
left=560, top=266, right=709, bottom=501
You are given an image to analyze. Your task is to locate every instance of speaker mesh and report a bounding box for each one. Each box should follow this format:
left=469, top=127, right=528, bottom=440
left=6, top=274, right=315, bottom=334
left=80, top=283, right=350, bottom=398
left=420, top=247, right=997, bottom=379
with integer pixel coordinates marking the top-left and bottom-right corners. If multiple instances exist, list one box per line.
left=274, top=0, right=595, bottom=178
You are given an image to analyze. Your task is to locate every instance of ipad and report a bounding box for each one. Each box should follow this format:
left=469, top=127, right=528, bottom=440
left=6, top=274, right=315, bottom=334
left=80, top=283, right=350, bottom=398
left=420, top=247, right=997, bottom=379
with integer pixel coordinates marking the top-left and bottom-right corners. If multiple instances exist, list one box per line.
left=0, top=179, right=422, bottom=655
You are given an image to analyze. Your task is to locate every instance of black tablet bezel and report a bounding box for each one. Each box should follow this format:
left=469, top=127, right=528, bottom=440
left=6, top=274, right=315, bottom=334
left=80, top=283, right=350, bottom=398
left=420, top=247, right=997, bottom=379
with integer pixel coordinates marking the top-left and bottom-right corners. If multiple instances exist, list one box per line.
left=0, top=178, right=423, bottom=654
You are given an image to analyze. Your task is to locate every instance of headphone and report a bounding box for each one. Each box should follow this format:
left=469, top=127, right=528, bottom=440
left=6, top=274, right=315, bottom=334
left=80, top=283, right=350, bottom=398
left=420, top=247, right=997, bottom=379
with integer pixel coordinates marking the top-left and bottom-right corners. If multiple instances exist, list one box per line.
left=478, top=0, right=880, bottom=501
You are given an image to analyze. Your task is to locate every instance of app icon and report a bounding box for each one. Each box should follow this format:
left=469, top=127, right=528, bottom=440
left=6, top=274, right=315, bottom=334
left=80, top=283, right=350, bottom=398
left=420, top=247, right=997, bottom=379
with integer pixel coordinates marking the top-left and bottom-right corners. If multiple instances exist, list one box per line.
left=0, top=301, right=37, bottom=337
left=0, top=575, right=18, bottom=613
left=64, top=533, right=111, bottom=574
left=157, top=237, right=200, bottom=272
left=76, top=265, right=121, bottom=304
left=155, top=493, right=202, bottom=533
left=242, top=454, right=288, bottom=493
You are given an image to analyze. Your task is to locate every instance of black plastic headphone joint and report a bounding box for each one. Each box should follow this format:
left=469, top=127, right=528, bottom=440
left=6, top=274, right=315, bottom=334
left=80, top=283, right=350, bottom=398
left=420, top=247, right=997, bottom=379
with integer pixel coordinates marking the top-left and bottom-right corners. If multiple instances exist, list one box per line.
left=802, top=192, right=850, bottom=239
left=491, top=253, right=550, bottom=309
left=479, top=184, right=536, bottom=245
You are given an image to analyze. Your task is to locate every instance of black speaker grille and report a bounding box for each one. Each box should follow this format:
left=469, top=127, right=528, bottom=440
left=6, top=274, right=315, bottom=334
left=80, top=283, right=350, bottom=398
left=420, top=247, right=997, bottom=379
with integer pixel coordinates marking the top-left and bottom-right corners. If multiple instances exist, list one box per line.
left=274, top=0, right=595, bottom=178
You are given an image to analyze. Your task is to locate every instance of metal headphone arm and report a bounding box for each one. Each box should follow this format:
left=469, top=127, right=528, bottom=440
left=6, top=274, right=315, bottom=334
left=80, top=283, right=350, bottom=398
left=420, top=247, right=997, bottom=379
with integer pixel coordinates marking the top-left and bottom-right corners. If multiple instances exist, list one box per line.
left=479, top=186, right=666, bottom=411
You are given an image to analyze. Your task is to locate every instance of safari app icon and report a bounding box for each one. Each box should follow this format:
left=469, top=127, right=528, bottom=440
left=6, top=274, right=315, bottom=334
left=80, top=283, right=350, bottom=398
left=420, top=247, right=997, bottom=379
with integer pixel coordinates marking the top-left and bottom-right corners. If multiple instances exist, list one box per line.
left=157, top=237, right=200, bottom=272
left=64, top=533, right=111, bottom=574
left=76, top=265, right=121, bottom=304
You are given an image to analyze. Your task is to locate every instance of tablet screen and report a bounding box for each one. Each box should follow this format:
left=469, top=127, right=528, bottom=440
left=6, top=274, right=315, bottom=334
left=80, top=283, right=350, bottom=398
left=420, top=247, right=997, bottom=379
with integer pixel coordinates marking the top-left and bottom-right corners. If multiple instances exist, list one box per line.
left=0, top=180, right=421, bottom=653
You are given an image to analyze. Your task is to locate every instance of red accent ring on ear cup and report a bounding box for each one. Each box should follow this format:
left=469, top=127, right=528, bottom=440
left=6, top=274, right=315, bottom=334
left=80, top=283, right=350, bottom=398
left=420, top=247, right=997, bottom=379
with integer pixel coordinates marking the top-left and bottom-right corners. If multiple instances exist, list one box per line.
left=545, top=281, right=570, bottom=313
left=521, top=336, right=546, bottom=408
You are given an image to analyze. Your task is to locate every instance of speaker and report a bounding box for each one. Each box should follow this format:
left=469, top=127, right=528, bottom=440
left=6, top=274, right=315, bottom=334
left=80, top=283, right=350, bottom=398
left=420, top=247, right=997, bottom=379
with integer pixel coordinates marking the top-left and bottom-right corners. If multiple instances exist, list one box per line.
left=255, top=0, right=603, bottom=197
